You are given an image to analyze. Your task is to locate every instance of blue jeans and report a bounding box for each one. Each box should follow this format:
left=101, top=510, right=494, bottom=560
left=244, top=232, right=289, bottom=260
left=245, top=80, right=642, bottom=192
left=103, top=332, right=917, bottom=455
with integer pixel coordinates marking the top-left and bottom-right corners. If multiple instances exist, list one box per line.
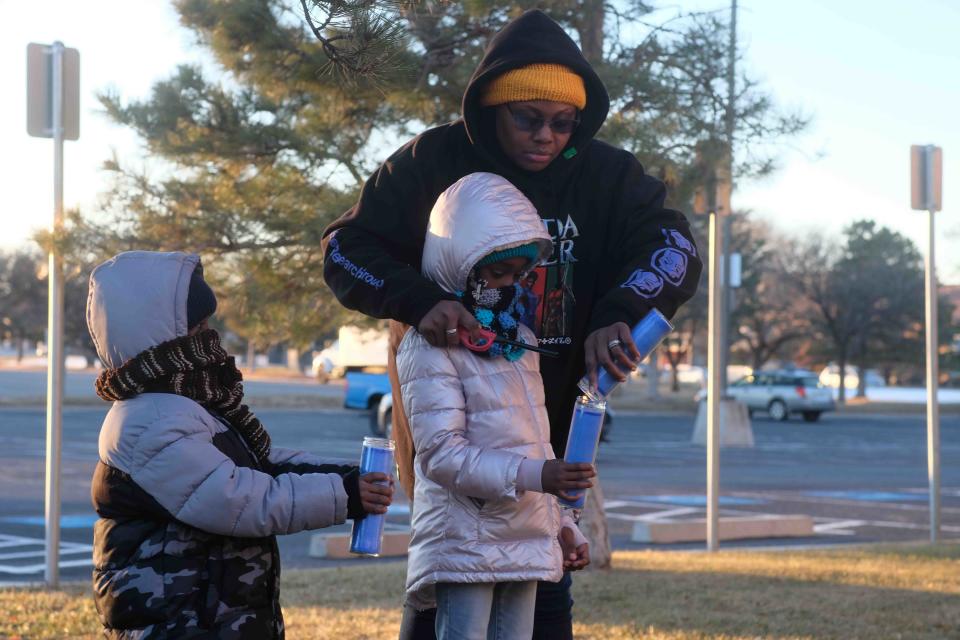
left=399, top=574, right=574, bottom=640
left=435, top=581, right=537, bottom=640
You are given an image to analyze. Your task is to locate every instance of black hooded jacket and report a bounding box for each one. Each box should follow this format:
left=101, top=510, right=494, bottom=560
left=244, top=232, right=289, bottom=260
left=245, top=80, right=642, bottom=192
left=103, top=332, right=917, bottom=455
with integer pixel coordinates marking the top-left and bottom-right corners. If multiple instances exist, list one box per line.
left=322, top=10, right=702, bottom=453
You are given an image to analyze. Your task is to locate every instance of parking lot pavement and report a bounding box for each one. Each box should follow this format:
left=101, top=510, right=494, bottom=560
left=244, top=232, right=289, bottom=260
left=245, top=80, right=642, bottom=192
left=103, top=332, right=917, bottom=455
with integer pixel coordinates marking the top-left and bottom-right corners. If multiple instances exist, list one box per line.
left=0, top=369, right=342, bottom=403
left=602, top=489, right=960, bottom=550
left=0, top=405, right=957, bottom=583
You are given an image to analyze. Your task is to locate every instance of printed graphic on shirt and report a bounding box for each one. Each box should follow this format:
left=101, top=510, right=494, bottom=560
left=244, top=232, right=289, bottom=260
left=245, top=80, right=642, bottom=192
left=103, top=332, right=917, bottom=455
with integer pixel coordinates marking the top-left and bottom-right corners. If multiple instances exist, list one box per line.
left=542, top=215, right=580, bottom=266
left=517, top=215, right=579, bottom=345
left=651, top=248, right=688, bottom=286
left=621, top=269, right=664, bottom=299
left=520, top=264, right=575, bottom=345
left=662, top=228, right=697, bottom=257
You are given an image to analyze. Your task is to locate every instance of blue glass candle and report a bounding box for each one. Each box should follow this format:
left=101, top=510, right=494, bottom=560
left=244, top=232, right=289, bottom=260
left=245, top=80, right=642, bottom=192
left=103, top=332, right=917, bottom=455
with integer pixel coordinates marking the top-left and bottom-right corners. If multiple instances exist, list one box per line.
left=559, top=395, right=607, bottom=508
left=578, top=308, right=673, bottom=399
left=349, top=436, right=395, bottom=556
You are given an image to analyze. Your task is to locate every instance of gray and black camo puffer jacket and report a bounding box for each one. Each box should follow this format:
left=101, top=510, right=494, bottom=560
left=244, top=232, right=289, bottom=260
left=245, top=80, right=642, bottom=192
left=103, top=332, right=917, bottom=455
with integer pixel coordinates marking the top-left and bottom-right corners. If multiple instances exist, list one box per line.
left=92, top=393, right=355, bottom=639
left=87, top=252, right=357, bottom=639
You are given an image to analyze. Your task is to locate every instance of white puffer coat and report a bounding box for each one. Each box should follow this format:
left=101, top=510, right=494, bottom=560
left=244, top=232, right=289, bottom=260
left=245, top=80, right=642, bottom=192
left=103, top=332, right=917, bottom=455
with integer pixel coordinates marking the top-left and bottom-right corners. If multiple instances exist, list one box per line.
left=398, top=172, right=563, bottom=610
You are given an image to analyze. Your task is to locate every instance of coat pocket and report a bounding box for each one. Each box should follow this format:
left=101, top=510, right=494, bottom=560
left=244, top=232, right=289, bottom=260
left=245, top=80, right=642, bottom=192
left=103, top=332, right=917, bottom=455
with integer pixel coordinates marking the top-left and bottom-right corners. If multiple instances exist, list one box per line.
left=479, top=491, right=555, bottom=542
left=446, top=491, right=482, bottom=541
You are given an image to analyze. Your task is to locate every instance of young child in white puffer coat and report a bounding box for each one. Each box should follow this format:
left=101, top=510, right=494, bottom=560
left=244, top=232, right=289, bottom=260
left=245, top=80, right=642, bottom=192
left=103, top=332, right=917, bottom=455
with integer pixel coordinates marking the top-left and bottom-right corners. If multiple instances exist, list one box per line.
left=397, top=172, right=596, bottom=640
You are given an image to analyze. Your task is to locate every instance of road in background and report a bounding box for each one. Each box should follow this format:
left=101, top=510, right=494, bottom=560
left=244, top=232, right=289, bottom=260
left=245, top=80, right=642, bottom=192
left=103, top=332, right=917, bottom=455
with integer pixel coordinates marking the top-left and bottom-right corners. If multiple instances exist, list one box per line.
left=0, top=369, right=342, bottom=403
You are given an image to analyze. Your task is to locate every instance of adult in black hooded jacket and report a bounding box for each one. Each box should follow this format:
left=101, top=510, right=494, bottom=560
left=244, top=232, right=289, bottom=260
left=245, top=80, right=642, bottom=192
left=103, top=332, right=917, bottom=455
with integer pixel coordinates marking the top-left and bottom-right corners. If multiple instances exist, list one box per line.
left=322, top=9, right=701, bottom=639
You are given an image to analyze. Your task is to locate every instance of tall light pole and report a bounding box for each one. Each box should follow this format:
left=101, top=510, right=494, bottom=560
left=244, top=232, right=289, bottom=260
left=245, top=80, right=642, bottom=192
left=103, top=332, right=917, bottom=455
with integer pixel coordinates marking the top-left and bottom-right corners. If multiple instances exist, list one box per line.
left=707, top=0, right=738, bottom=553
left=719, top=0, right=738, bottom=393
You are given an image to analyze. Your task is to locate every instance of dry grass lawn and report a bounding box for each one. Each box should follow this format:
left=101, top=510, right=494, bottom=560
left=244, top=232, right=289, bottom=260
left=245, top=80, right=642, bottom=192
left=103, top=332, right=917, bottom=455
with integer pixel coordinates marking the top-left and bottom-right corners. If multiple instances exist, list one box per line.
left=3, top=545, right=959, bottom=639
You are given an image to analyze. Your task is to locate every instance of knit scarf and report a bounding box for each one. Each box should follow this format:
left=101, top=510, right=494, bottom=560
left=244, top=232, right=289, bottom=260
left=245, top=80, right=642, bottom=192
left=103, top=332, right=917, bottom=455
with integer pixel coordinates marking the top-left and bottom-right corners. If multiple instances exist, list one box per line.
left=95, top=329, right=271, bottom=462
left=459, top=276, right=528, bottom=362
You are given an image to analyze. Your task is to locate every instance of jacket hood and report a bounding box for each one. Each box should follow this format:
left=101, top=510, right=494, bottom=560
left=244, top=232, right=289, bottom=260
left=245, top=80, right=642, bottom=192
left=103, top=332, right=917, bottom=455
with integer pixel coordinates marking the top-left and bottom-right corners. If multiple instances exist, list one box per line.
left=422, top=172, right=552, bottom=293
left=86, top=251, right=200, bottom=369
left=462, top=9, right=610, bottom=168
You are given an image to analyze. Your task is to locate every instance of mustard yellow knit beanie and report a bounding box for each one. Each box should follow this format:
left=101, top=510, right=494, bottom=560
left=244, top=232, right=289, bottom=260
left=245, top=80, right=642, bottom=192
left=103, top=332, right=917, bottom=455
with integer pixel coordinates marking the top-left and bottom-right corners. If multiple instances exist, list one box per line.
left=480, top=63, right=586, bottom=110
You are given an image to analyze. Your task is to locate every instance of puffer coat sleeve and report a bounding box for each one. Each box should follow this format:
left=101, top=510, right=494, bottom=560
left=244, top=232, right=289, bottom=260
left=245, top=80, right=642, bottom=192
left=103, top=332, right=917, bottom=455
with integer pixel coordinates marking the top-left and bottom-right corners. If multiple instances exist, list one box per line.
left=120, top=402, right=349, bottom=538
left=267, top=447, right=355, bottom=475
left=399, top=334, right=525, bottom=501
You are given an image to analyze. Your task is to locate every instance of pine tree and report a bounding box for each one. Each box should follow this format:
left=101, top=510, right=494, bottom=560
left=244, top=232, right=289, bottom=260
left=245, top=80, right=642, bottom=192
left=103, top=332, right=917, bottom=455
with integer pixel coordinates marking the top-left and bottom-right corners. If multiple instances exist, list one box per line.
left=74, top=0, right=804, bottom=353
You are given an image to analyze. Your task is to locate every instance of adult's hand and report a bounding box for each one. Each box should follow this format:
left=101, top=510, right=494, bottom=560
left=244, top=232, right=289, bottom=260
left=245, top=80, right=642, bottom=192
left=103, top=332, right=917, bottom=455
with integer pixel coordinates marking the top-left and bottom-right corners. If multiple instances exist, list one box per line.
left=583, top=322, right=642, bottom=391
left=417, top=300, right=480, bottom=348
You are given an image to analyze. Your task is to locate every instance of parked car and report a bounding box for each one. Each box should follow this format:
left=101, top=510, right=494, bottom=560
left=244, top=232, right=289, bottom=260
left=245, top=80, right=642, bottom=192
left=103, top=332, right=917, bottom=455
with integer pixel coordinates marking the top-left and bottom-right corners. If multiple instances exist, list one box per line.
left=727, top=370, right=835, bottom=422
left=344, top=371, right=391, bottom=411
left=374, top=392, right=394, bottom=438
left=372, top=392, right=616, bottom=441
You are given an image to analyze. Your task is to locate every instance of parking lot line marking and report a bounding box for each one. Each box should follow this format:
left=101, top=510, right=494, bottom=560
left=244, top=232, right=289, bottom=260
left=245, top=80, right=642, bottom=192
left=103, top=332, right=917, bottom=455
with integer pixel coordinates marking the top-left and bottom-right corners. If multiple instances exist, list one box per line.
left=628, top=495, right=767, bottom=507
left=606, top=507, right=702, bottom=523
left=0, top=536, right=43, bottom=549
left=0, top=558, right=93, bottom=575
left=729, top=491, right=960, bottom=513
left=850, top=519, right=960, bottom=533
left=805, top=491, right=928, bottom=502
left=812, top=520, right=867, bottom=535
left=0, top=532, right=94, bottom=576
left=0, top=547, right=91, bottom=561
left=605, top=499, right=767, bottom=518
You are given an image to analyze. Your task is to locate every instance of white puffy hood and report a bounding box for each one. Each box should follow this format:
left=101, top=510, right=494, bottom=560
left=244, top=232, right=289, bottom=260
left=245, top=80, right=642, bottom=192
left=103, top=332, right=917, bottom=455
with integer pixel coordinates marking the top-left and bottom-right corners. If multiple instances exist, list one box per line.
left=86, top=251, right=199, bottom=369
left=422, top=172, right=552, bottom=293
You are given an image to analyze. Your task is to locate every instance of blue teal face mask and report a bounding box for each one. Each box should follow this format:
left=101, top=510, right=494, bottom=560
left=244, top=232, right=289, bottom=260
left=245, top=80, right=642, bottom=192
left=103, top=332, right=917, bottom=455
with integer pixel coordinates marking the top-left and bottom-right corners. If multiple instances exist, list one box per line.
left=457, top=276, right=528, bottom=361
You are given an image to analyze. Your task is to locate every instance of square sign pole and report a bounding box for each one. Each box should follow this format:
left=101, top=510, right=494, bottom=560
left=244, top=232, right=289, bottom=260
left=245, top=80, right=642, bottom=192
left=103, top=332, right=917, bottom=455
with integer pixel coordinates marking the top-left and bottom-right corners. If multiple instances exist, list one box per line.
left=911, top=144, right=943, bottom=543
left=28, top=41, right=80, bottom=588
left=693, top=154, right=730, bottom=553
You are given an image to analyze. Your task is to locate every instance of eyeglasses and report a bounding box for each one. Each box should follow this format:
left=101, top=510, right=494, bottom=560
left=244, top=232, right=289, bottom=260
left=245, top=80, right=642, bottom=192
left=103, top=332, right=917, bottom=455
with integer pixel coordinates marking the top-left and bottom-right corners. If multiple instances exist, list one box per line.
left=505, top=104, right=580, bottom=135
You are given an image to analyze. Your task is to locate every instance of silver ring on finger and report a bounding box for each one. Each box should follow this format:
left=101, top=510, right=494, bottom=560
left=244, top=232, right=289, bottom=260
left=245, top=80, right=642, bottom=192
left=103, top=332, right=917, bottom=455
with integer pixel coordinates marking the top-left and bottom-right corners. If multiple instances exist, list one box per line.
left=607, top=339, right=622, bottom=350
left=445, top=328, right=458, bottom=335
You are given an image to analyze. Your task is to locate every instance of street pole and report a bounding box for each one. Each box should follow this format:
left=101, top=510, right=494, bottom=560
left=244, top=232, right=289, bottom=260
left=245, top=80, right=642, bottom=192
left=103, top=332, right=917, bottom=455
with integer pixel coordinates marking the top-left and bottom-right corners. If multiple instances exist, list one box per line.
left=705, top=0, right=738, bottom=552
left=44, top=41, right=66, bottom=588
left=720, top=0, right=737, bottom=392
left=925, top=206, right=940, bottom=542
left=911, top=144, right=943, bottom=544
left=706, top=208, right=723, bottom=552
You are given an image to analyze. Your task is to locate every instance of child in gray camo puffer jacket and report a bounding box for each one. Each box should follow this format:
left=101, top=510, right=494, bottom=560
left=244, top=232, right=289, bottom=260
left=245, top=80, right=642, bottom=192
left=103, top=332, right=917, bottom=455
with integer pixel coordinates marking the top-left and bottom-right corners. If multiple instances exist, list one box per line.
left=87, top=250, right=394, bottom=639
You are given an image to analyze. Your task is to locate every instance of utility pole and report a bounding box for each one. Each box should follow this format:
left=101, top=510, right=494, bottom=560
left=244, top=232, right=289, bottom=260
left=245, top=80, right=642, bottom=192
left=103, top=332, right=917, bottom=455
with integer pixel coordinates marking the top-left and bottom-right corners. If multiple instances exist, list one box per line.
left=719, top=0, right=737, bottom=392
left=707, top=0, right=738, bottom=553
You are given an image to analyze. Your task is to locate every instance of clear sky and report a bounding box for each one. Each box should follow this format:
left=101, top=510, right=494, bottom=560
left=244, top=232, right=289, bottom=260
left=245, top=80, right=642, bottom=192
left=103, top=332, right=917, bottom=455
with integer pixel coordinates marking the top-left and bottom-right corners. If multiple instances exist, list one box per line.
left=2, top=1, right=958, bottom=281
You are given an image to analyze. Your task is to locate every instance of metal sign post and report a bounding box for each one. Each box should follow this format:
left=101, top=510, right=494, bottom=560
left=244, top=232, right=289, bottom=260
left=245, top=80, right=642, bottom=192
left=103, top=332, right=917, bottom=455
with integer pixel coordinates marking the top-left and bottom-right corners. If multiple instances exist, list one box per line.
left=706, top=209, right=723, bottom=551
left=693, top=151, right=731, bottom=553
left=911, top=144, right=943, bottom=543
left=27, top=41, right=80, bottom=588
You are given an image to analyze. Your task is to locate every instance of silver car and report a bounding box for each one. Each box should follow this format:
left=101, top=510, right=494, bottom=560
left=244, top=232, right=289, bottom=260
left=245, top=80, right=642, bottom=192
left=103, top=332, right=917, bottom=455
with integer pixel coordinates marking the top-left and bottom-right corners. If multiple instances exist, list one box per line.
left=728, top=370, right=835, bottom=422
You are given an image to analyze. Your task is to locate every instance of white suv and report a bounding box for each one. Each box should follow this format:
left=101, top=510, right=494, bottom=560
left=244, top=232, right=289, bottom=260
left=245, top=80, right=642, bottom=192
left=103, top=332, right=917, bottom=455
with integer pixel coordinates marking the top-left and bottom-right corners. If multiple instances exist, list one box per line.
left=728, top=370, right=835, bottom=422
